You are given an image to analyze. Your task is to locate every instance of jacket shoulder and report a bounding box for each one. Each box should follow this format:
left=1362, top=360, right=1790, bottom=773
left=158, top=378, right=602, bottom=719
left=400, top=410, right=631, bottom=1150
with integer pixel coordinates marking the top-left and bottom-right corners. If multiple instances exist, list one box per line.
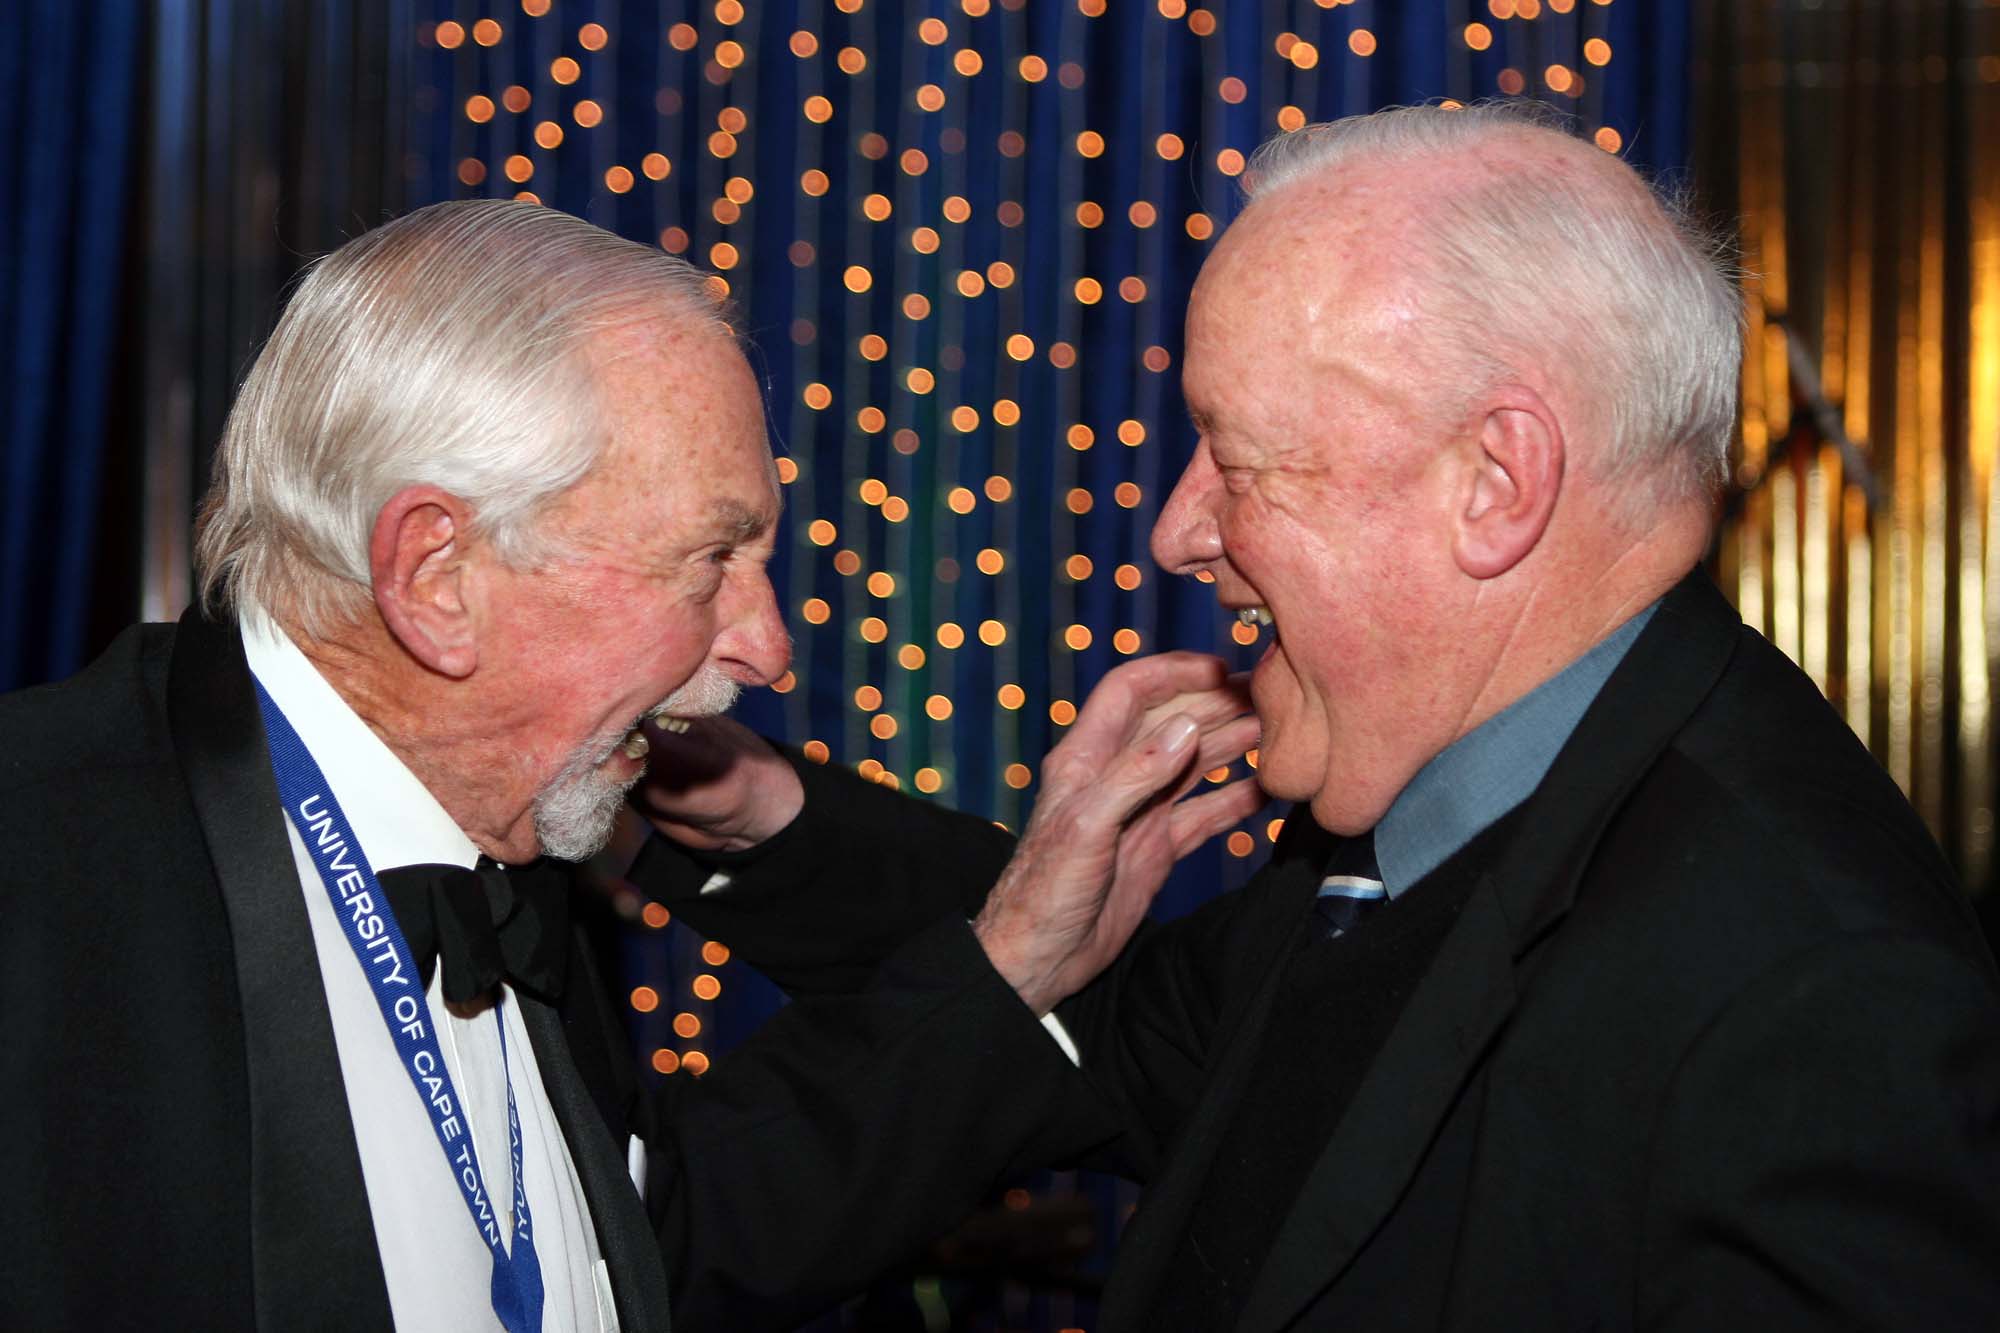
left=0, top=623, right=179, bottom=800
left=1515, top=623, right=1991, bottom=1064
left=1644, top=625, right=1975, bottom=954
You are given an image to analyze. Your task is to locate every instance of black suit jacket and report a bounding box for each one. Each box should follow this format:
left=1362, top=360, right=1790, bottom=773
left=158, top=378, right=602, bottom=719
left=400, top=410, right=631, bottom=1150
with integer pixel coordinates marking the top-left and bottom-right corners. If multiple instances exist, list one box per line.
left=0, top=613, right=1113, bottom=1331
left=701, top=572, right=2000, bottom=1329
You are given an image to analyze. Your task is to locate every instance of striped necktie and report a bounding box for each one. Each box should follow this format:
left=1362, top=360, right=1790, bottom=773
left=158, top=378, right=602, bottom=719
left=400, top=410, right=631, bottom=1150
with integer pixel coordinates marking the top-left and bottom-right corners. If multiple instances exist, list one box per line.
left=1313, top=830, right=1387, bottom=939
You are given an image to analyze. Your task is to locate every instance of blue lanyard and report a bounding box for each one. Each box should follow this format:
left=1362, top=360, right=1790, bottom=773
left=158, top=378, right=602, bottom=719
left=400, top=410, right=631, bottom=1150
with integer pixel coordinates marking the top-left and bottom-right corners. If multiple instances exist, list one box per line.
left=253, top=678, right=546, bottom=1333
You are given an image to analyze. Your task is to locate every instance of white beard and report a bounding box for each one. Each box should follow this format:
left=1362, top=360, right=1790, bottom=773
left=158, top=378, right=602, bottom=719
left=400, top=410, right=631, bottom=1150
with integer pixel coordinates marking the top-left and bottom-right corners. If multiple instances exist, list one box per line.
left=529, top=663, right=743, bottom=861
left=529, top=725, right=637, bottom=862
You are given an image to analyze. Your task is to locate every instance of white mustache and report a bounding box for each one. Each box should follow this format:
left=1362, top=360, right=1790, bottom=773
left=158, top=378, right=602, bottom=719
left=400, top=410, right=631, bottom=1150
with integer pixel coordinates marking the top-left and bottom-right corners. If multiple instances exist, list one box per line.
left=646, top=663, right=741, bottom=727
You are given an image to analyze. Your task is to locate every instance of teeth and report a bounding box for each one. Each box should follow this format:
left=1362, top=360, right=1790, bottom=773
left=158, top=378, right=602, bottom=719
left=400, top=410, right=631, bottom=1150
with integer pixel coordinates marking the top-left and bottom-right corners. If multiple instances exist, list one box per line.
left=622, top=730, right=651, bottom=760
left=1236, top=606, right=1274, bottom=628
left=644, top=704, right=694, bottom=735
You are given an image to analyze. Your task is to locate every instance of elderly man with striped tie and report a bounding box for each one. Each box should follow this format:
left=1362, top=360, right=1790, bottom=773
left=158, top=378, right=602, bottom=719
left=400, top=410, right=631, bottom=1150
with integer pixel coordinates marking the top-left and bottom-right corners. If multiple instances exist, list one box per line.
left=646, top=102, right=2000, bottom=1329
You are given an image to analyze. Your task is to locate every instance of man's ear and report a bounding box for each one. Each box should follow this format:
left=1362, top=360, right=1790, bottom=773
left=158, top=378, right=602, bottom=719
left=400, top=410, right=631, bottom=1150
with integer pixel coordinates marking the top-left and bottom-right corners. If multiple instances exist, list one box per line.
left=370, top=486, right=480, bottom=678
left=1451, top=386, right=1564, bottom=580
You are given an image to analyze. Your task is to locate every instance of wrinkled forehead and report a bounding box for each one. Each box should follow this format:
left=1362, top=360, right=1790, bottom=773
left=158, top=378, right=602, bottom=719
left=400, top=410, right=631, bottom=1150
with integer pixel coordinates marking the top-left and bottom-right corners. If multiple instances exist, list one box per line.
left=1185, top=186, right=1426, bottom=397
left=565, top=322, right=777, bottom=522
left=589, top=313, right=752, bottom=392
left=595, top=320, right=765, bottom=438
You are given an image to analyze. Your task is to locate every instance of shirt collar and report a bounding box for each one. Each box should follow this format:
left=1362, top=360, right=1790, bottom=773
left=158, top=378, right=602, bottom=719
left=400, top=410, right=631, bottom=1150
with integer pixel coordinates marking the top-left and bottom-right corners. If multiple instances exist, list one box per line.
left=1372, top=601, right=1657, bottom=898
left=240, top=607, right=480, bottom=873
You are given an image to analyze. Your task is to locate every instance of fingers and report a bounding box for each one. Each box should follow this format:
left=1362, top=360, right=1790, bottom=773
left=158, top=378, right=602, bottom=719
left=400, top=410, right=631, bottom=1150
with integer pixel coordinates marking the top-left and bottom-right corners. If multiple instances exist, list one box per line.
left=1053, top=654, right=1251, bottom=786
left=631, top=717, right=802, bottom=851
left=1084, top=709, right=1204, bottom=833
left=1187, top=714, right=1261, bottom=787
left=1167, top=778, right=1268, bottom=859
left=1149, top=671, right=1255, bottom=730
left=1099, top=650, right=1235, bottom=705
left=1068, top=652, right=1231, bottom=752
left=1130, top=670, right=1254, bottom=756
left=1144, top=713, right=1261, bottom=813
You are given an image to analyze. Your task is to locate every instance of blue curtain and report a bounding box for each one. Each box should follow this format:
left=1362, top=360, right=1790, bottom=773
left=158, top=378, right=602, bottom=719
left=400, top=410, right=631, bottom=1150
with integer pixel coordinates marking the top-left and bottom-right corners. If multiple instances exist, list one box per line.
left=386, top=0, right=1691, bottom=1065
left=385, top=5, right=1691, bottom=1321
left=0, top=0, right=143, bottom=692
left=1, top=3, right=1692, bottom=1320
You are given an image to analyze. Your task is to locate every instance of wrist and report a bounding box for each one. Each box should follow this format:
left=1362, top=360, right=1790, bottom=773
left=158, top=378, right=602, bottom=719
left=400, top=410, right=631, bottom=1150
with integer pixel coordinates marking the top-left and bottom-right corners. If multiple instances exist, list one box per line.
left=972, top=906, right=1063, bottom=1017
left=642, top=790, right=802, bottom=856
left=634, top=743, right=805, bottom=853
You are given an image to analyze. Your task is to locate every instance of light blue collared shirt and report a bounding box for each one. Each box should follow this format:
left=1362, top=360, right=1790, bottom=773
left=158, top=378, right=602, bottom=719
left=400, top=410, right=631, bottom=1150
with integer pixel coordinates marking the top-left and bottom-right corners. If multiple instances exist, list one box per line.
left=1370, top=603, right=1658, bottom=899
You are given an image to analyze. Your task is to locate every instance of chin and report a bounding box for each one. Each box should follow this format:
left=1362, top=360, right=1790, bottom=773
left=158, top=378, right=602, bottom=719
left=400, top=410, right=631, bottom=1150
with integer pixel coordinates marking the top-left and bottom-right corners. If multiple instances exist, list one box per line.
left=1263, top=739, right=1372, bottom=836
left=1250, top=725, right=1320, bottom=804
left=1256, top=766, right=1316, bottom=807
left=1305, top=772, right=1401, bottom=838
left=531, top=727, right=648, bottom=863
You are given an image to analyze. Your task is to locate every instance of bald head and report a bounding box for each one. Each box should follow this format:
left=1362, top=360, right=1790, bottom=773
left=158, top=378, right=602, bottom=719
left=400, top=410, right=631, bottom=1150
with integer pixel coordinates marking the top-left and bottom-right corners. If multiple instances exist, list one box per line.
left=1154, top=106, right=1735, bottom=831
left=1237, top=103, right=1742, bottom=516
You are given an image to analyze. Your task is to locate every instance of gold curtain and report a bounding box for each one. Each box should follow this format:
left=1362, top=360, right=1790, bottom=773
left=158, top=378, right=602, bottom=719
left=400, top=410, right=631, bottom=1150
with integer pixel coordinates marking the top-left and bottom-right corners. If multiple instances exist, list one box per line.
left=1694, top=0, right=2000, bottom=898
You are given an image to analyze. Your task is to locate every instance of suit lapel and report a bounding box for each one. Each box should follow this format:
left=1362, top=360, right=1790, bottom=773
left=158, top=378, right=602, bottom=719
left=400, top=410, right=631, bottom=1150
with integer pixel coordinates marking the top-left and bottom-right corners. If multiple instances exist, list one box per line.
left=166, top=610, right=396, bottom=1330
left=1237, top=850, right=1517, bottom=1333
left=1097, top=817, right=1335, bottom=1324
left=1236, top=571, right=1745, bottom=1332
left=518, top=987, right=674, bottom=1333
left=1478, top=572, right=1744, bottom=951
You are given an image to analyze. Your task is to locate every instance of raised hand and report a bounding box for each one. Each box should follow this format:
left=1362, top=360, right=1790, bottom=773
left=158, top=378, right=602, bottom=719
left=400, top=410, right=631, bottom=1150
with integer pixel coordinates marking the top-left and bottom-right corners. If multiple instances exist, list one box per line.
left=628, top=715, right=805, bottom=852
left=973, top=652, right=1263, bottom=1016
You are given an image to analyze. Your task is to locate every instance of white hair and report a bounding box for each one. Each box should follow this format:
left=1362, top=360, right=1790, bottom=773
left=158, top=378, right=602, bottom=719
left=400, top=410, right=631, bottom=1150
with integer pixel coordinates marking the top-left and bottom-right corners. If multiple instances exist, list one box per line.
left=195, top=199, right=730, bottom=635
left=1242, top=102, right=1743, bottom=506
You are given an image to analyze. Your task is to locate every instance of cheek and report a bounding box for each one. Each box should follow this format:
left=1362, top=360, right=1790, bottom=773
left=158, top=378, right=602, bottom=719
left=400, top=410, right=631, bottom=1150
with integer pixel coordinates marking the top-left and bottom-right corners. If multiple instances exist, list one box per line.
left=1217, top=504, right=1288, bottom=587
left=660, top=639, right=711, bottom=690
left=1220, top=484, right=1346, bottom=583
left=1250, top=655, right=1334, bottom=800
left=1225, top=507, right=1341, bottom=697
left=559, top=607, right=699, bottom=720
left=1263, top=625, right=1341, bottom=729
left=642, top=609, right=718, bottom=683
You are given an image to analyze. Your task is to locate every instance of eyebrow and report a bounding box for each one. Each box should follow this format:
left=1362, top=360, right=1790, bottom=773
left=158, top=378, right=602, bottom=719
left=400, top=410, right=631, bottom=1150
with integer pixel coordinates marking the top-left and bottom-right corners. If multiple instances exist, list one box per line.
left=1188, top=408, right=1215, bottom=436
left=712, top=499, right=770, bottom=543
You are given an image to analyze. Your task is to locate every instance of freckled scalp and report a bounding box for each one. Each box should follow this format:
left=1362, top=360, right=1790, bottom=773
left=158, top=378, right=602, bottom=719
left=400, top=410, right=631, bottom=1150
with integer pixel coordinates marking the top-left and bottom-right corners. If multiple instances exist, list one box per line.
left=1231, top=103, right=1742, bottom=507
left=1187, top=193, right=1442, bottom=479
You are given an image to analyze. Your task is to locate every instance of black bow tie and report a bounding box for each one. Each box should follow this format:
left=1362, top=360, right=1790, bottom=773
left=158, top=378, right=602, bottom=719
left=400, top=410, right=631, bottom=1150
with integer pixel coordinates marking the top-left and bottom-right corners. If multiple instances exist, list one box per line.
left=374, top=856, right=572, bottom=1005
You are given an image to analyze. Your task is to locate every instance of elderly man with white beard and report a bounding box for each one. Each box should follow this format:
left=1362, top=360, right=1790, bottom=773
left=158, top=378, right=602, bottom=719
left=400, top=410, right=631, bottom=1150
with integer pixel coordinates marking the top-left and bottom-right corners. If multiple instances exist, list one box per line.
left=0, top=199, right=1260, bottom=1332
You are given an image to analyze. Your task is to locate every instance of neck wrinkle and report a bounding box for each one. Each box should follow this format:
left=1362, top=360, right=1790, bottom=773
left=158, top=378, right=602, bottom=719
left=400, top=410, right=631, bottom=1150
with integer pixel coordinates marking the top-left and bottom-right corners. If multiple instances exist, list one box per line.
left=1455, top=501, right=1704, bottom=749
left=287, top=618, right=538, bottom=862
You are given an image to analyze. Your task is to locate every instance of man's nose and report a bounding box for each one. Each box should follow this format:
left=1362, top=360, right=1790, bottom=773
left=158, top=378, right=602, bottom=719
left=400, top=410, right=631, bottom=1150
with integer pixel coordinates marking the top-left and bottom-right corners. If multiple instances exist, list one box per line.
left=715, top=573, right=792, bottom=687
left=1150, top=440, right=1225, bottom=574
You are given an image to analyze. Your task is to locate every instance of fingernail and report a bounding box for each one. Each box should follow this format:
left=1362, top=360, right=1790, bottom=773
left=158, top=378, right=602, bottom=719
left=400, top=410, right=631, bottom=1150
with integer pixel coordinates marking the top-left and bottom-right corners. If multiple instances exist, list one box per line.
left=1161, top=715, right=1198, bottom=752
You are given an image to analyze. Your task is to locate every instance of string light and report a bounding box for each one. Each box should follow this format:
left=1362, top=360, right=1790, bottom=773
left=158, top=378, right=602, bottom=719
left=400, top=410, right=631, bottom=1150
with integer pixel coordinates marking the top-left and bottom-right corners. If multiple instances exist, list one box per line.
left=423, top=0, right=1645, bottom=1087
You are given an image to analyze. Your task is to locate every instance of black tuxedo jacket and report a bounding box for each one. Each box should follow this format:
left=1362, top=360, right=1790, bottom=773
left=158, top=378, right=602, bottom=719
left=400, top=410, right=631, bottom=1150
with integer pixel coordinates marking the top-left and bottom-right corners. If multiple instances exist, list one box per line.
left=0, top=613, right=1112, bottom=1331
left=704, top=572, right=2000, bottom=1329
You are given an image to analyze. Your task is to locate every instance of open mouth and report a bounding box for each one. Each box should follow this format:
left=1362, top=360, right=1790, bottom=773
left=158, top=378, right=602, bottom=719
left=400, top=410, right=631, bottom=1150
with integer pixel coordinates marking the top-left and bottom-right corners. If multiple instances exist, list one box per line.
left=614, top=709, right=699, bottom=763
left=1232, top=604, right=1278, bottom=646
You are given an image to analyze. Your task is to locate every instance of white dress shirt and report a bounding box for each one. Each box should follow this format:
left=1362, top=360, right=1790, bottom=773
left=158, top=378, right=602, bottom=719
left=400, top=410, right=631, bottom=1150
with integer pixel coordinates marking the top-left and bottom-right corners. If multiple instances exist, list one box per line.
left=243, top=611, right=619, bottom=1332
